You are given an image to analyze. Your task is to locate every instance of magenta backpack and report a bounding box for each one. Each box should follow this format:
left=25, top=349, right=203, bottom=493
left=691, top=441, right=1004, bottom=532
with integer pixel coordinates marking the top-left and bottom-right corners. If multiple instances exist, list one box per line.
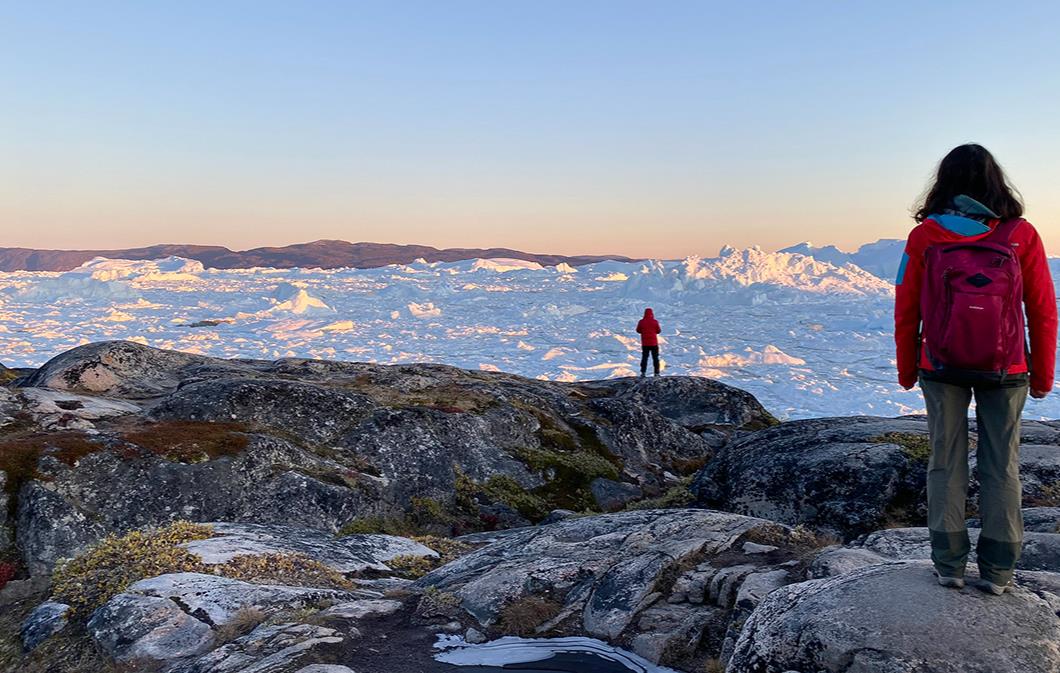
left=920, top=219, right=1026, bottom=381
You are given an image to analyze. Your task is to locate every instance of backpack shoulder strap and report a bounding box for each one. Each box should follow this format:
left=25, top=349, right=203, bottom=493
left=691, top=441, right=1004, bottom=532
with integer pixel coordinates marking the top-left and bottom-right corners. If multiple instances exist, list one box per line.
left=985, top=218, right=1023, bottom=245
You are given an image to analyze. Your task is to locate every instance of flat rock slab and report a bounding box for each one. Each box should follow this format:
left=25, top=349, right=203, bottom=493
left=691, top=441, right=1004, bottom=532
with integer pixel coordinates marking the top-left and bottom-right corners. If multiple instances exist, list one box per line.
left=19, top=387, right=140, bottom=419
left=318, top=599, right=404, bottom=621
left=183, top=522, right=438, bottom=573
left=728, top=560, right=1060, bottom=673
left=126, top=573, right=360, bottom=626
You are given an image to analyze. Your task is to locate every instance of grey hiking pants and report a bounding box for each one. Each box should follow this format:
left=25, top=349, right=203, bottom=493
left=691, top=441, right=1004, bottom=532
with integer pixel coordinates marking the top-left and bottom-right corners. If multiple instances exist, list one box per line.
left=921, top=378, right=1027, bottom=585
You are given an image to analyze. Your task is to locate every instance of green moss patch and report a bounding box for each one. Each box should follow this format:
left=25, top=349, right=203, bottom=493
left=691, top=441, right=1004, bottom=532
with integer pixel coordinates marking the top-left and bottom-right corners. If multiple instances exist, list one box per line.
left=872, top=432, right=931, bottom=464
left=624, top=478, right=695, bottom=510
left=338, top=497, right=457, bottom=538
left=387, top=537, right=474, bottom=579
left=480, top=475, right=551, bottom=521
left=741, top=410, right=781, bottom=431
left=338, top=515, right=417, bottom=537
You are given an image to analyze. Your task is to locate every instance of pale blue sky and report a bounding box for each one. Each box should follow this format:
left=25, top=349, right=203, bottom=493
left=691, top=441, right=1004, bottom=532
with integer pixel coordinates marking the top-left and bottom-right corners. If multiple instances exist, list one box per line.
left=3, top=1, right=1060, bottom=256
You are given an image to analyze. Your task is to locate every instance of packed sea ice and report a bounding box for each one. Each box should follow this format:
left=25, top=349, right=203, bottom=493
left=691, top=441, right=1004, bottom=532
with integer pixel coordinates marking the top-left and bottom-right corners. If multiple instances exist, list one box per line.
left=2, top=244, right=1059, bottom=420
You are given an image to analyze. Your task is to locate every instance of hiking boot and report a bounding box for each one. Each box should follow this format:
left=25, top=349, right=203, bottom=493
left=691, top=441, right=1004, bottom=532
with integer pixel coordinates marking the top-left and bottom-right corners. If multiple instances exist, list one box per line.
left=936, top=574, right=965, bottom=589
left=653, top=371, right=660, bottom=377
left=639, top=372, right=645, bottom=378
left=976, top=578, right=1008, bottom=595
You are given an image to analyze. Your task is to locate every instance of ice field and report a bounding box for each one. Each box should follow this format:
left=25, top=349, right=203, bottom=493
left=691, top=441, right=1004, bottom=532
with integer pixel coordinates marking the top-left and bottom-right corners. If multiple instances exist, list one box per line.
left=2, top=243, right=1059, bottom=420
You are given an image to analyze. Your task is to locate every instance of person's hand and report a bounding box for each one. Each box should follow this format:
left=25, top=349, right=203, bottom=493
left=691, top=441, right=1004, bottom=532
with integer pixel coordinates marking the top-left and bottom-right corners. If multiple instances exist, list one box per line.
left=898, top=373, right=917, bottom=390
left=1031, top=388, right=1050, bottom=399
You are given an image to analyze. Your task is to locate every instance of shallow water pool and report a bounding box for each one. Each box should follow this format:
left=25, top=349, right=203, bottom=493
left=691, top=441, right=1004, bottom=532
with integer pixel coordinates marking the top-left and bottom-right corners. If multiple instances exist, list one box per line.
left=434, top=636, right=679, bottom=673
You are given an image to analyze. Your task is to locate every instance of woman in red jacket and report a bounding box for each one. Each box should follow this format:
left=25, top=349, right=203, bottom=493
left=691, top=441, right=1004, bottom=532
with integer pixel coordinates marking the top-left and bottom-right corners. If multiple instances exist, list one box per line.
left=895, top=143, right=1057, bottom=594
left=636, top=308, right=661, bottom=377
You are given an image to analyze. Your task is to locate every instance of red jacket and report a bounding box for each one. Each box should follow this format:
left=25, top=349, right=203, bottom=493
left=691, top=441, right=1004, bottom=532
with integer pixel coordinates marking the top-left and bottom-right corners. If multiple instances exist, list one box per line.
left=636, top=308, right=661, bottom=347
left=895, top=217, right=1057, bottom=392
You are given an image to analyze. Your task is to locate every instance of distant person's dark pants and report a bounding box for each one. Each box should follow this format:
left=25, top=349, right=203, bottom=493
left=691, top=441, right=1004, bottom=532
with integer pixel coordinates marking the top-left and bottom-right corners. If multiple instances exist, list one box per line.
left=921, top=377, right=1027, bottom=585
left=640, top=346, right=659, bottom=375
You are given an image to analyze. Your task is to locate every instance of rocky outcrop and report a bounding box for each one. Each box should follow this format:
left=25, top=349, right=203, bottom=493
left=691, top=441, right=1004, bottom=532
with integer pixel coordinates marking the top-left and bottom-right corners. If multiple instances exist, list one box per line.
left=728, top=561, right=1060, bottom=673
left=414, top=508, right=809, bottom=670
left=16, top=437, right=378, bottom=574
left=14, top=340, right=1060, bottom=673
left=696, top=415, right=1060, bottom=540
left=10, top=341, right=773, bottom=573
left=1018, top=444, right=1060, bottom=506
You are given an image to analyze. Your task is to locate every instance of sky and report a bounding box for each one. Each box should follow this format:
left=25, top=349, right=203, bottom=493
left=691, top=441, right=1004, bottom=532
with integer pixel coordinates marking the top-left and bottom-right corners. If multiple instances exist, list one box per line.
left=3, top=1, right=1060, bottom=258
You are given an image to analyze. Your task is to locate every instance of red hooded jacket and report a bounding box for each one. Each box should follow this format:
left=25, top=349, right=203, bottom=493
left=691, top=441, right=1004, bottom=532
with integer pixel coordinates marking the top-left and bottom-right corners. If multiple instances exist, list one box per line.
left=637, top=308, right=661, bottom=347
left=895, top=214, right=1057, bottom=392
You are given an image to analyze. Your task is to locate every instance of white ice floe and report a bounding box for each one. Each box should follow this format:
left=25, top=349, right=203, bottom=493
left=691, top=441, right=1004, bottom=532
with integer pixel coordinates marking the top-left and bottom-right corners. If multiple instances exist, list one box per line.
left=470, top=258, right=545, bottom=273
left=267, top=287, right=334, bottom=315
left=408, top=302, right=443, bottom=318
left=75, top=256, right=206, bottom=282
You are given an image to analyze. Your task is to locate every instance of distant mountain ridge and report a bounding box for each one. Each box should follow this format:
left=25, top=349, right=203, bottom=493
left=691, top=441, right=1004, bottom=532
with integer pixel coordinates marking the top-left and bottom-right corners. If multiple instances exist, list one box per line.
left=0, top=239, right=638, bottom=272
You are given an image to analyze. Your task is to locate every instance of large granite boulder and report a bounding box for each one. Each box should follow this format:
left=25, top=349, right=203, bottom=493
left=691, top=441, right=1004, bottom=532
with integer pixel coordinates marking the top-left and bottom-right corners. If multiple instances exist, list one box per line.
left=695, top=417, right=930, bottom=539
left=88, top=593, right=216, bottom=663
left=728, top=561, right=1060, bottom=673
left=21, top=341, right=234, bottom=398
left=578, top=375, right=777, bottom=432
left=696, top=416, right=1060, bottom=540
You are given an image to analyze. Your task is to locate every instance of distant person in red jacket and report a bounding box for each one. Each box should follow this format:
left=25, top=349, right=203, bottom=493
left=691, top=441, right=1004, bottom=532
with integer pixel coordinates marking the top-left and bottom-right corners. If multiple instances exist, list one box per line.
left=895, top=143, right=1057, bottom=595
left=636, top=308, right=661, bottom=377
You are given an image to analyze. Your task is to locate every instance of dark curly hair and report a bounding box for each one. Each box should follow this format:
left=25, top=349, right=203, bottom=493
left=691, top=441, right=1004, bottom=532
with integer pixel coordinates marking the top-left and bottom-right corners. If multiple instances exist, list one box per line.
left=914, top=144, right=1023, bottom=222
